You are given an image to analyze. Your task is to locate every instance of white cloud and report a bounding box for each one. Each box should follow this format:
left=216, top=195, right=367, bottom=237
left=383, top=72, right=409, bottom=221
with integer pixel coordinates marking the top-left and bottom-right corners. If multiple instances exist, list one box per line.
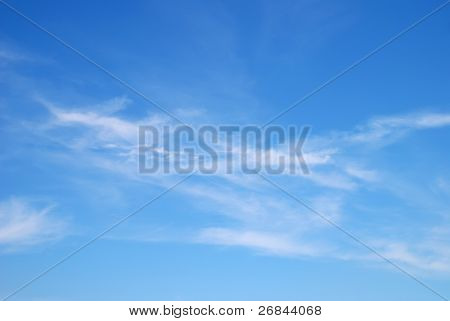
left=0, top=48, right=28, bottom=63
left=344, top=165, right=378, bottom=182
left=369, top=240, right=450, bottom=274
left=306, top=171, right=357, bottom=190
left=347, top=112, right=450, bottom=143
left=37, top=96, right=172, bottom=149
left=45, top=105, right=137, bottom=143
left=373, top=113, right=450, bottom=129
left=0, top=44, right=45, bottom=66
left=0, top=49, right=24, bottom=62
left=86, top=96, right=132, bottom=114
left=0, top=198, right=67, bottom=249
left=197, top=227, right=322, bottom=256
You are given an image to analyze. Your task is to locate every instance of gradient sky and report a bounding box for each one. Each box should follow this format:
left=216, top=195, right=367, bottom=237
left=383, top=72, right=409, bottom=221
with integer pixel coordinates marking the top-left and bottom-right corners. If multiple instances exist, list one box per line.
left=1, top=0, right=450, bottom=300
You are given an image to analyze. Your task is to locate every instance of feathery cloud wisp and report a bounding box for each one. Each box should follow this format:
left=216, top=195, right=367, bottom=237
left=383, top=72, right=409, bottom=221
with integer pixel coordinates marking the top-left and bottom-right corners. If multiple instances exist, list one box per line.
left=0, top=198, right=67, bottom=249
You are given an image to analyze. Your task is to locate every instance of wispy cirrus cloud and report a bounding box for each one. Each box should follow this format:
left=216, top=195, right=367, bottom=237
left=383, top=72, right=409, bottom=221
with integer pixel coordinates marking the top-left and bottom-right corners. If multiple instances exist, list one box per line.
left=366, top=236, right=450, bottom=275
left=0, top=198, right=67, bottom=250
left=9, top=95, right=450, bottom=274
left=0, top=46, right=29, bottom=63
left=345, top=112, right=450, bottom=143
left=196, top=227, right=326, bottom=257
left=0, top=43, right=49, bottom=66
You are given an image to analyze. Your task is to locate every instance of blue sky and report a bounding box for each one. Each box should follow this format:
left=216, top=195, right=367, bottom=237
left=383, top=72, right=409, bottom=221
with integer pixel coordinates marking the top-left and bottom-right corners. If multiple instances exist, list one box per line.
left=1, top=0, right=450, bottom=300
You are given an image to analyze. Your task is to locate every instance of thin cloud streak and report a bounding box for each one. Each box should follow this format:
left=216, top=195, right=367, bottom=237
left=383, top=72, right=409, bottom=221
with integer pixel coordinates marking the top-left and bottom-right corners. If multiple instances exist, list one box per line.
left=0, top=198, right=67, bottom=249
